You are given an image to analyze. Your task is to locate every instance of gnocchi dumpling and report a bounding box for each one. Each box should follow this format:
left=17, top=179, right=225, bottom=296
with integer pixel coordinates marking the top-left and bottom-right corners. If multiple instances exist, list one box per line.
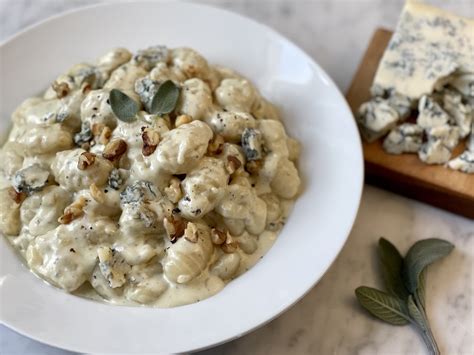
left=154, top=120, right=212, bottom=174
left=176, top=78, right=213, bottom=120
left=178, top=157, right=228, bottom=219
left=215, top=78, right=258, bottom=112
left=0, top=188, right=21, bottom=236
left=163, top=222, right=214, bottom=284
left=51, top=149, right=114, bottom=191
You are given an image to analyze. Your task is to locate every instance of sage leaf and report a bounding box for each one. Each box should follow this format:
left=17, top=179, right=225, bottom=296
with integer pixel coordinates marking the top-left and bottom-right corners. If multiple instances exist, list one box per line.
left=403, top=238, right=454, bottom=293
left=379, top=237, right=409, bottom=300
left=407, top=295, right=425, bottom=328
left=355, top=286, right=410, bottom=325
left=109, top=89, right=139, bottom=122
left=416, top=269, right=427, bottom=311
left=150, top=80, right=180, bottom=115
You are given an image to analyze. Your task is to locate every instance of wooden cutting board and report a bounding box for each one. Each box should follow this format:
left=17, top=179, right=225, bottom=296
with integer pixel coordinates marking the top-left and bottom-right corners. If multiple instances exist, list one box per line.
left=346, top=28, right=474, bottom=219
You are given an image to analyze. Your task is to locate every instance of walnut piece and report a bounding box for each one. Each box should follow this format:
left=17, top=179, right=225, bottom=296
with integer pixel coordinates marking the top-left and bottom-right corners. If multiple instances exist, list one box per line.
left=226, top=155, right=242, bottom=174
left=52, top=81, right=70, bottom=98
left=142, top=128, right=160, bottom=156
left=164, top=177, right=182, bottom=203
left=163, top=216, right=187, bottom=243
left=183, top=222, right=199, bottom=243
left=8, top=187, right=26, bottom=205
left=99, top=126, right=112, bottom=145
left=103, top=139, right=128, bottom=161
left=221, top=233, right=239, bottom=253
left=58, top=196, right=87, bottom=224
left=211, top=228, right=227, bottom=245
left=245, top=159, right=262, bottom=175
left=77, top=152, right=96, bottom=170
left=207, top=134, right=225, bottom=155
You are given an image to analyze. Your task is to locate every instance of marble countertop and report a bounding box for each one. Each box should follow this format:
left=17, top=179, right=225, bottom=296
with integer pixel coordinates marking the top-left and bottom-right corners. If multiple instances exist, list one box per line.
left=0, top=0, right=473, bottom=354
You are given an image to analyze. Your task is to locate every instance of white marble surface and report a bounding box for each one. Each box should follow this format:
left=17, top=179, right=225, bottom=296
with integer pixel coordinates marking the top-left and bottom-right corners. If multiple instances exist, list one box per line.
left=0, top=1, right=473, bottom=354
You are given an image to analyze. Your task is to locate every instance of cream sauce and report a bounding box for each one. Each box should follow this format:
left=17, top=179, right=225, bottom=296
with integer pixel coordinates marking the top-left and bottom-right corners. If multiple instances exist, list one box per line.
left=0, top=46, right=301, bottom=307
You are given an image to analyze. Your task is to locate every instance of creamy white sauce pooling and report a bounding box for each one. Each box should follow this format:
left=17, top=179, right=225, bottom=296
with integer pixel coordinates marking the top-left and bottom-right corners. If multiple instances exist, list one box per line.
left=0, top=46, right=301, bottom=307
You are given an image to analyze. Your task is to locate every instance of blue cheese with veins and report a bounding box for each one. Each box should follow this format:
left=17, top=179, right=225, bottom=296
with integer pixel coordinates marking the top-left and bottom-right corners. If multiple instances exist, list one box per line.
left=418, top=139, right=452, bottom=164
left=417, top=95, right=450, bottom=129
left=357, top=97, right=399, bottom=142
left=120, top=180, right=158, bottom=206
left=383, top=123, right=423, bottom=154
left=241, top=128, right=263, bottom=161
left=426, top=125, right=460, bottom=150
left=449, top=73, right=474, bottom=98
left=12, top=164, right=50, bottom=195
left=133, top=45, right=169, bottom=70
left=372, top=1, right=474, bottom=99
left=387, top=92, right=413, bottom=120
left=97, top=246, right=131, bottom=288
left=448, top=150, right=474, bottom=173
left=134, top=77, right=160, bottom=112
left=442, top=89, right=473, bottom=138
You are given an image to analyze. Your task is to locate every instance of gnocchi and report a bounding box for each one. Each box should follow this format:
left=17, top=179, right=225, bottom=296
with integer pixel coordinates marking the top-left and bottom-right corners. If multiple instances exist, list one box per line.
left=1, top=46, right=301, bottom=308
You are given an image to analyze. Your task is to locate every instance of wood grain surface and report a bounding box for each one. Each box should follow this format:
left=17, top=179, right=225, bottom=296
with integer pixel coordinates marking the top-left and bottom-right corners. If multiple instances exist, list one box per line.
left=346, top=28, right=474, bottom=219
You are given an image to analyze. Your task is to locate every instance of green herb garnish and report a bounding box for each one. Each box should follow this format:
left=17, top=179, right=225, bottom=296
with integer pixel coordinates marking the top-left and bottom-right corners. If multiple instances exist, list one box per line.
left=109, top=89, right=139, bottom=122
left=150, top=80, right=180, bottom=115
left=355, top=238, right=454, bottom=355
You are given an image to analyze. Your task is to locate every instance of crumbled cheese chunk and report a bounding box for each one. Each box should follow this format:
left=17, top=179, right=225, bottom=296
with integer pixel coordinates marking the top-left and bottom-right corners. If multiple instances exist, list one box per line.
left=357, top=97, right=399, bottom=142
left=426, top=125, right=460, bottom=150
left=418, top=139, right=452, bottom=164
left=442, top=89, right=473, bottom=138
left=448, top=150, right=474, bottom=173
left=383, top=123, right=423, bottom=154
left=417, top=95, right=450, bottom=129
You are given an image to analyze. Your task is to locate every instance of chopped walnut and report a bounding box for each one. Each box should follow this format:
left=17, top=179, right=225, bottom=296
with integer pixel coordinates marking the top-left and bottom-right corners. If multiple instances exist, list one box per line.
left=226, top=155, right=242, bottom=174
left=245, top=159, right=262, bottom=175
left=221, top=233, right=239, bottom=253
left=163, top=216, right=187, bottom=243
left=99, top=126, right=112, bottom=145
left=164, top=177, right=182, bottom=203
left=91, top=123, right=105, bottom=136
left=103, top=139, right=128, bottom=161
left=52, top=81, right=70, bottom=98
left=77, top=152, right=96, bottom=170
left=207, top=134, right=225, bottom=155
left=142, top=128, right=160, bottom=156
left=183, top=222, right=199, bottom=243
left=90, top=183, right=105, bottom=204
left=8, top=187, right=26, bottom=205
left=58, top=196, right=87, bottom=224
left=211, top=228, right=227, bottom=245
left=175, top=114, right=192, bottom=127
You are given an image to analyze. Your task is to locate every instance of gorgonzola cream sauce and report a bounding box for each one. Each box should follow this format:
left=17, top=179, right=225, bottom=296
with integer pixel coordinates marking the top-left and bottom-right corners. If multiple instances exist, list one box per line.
left=0, top=46, right=301, bottom=307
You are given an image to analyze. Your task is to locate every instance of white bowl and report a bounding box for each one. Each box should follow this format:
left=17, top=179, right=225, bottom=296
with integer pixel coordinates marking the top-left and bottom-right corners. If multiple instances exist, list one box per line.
left=0, top=1, right=363, bottom=353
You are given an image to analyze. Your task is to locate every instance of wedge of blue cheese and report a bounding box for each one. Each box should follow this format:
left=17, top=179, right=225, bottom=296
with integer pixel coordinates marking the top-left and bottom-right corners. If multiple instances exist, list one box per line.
left=372, top=1, right=474, bottom=99
left=383, top=123, right=423, bottom=154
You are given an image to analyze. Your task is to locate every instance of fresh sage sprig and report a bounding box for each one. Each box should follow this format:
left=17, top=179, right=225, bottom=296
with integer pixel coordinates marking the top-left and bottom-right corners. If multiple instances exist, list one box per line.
left=355, top=238, right=454, bottom=355
left=109, top=89, right=139, bottom=122
left=150, top=80, right=180, bottom=115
